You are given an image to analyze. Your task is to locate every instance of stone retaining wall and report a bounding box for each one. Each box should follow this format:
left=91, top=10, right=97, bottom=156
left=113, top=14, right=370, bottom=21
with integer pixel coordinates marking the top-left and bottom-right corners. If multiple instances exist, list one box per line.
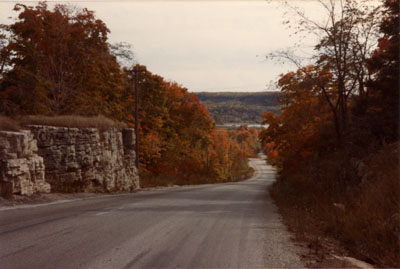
left=0, top=126, right=140, bottom=197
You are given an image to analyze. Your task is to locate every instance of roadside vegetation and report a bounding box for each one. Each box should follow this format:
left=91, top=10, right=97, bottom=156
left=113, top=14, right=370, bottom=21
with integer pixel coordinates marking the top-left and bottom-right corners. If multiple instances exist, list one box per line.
left=141, top=125, right=260, bottom=187
left=260, top=0, right=399, bottom=267
left=0, top=2, right=258, bottom=187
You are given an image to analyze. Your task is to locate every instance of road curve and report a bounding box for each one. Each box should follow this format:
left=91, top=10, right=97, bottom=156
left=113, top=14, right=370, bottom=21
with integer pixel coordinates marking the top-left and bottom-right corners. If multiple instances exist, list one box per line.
left=0, top=154, right=303, bottom=268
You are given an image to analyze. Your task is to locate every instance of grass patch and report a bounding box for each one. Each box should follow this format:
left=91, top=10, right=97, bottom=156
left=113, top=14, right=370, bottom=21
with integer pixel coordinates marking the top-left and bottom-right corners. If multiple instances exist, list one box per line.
left=19, top=115, right=126, bottom=130
left=0, top=116, right=23, bottom=132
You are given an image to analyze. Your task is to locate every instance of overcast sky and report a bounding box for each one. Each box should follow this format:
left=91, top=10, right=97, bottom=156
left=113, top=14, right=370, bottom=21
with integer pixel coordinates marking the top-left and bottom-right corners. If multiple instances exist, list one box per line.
left=0, top=1, right=327, bottom=92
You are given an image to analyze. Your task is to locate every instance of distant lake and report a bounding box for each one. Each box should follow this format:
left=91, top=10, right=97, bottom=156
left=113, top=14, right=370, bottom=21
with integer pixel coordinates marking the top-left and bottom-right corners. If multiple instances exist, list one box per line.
left=216, top=123, right=267, bottom=129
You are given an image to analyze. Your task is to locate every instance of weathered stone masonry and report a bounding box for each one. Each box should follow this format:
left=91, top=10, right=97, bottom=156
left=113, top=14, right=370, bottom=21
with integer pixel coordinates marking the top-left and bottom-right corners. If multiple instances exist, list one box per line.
left=0, top=126, right=140, bottom=197
left=0, top=130, right=50, bottom=197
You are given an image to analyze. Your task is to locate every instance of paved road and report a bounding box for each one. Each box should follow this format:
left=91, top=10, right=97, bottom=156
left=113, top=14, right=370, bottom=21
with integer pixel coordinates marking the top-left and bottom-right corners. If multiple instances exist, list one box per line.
left=0, top=154, right=304, bottom=268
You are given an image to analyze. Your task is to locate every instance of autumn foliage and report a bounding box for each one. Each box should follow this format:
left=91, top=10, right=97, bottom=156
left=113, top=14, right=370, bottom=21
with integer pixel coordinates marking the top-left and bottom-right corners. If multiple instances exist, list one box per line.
left=259, top=66, right=333, bottom=170
left=0, top=3, right=258, bottom=187
left=122, top=66, right=258, bottom=186
left=260, top=1, right=399, bottom=266
left=0, top=3, right=125, bottom=119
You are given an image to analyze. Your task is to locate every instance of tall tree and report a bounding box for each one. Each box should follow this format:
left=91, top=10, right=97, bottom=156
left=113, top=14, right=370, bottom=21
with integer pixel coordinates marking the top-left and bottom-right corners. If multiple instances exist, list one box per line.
left=270, top=0, right=382, bottom=143
left=0, top=2, right=124, bottom=118
left=365, top=0, right=399, bottom=142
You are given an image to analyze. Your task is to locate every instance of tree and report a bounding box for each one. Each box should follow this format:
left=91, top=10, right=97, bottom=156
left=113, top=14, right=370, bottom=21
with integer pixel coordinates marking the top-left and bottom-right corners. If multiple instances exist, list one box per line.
left=0, top=2, right=124, bottom=118
left=259, top=66, right=332, bottom=169
left=270, top=0, right=382, bottom=144
left=365, top=0, right=399, bottom=142
left=122, top=66, right=216, bottom=182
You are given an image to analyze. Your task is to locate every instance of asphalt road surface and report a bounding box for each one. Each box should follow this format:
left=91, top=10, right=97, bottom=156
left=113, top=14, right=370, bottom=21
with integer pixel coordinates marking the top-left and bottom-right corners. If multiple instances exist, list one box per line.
left=0, top=154, right=304, bottom=268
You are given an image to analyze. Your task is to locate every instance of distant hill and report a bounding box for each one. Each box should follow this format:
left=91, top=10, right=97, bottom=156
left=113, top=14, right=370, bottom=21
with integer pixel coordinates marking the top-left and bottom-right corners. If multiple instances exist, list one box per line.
left=196, top=92, right=280, bottom=124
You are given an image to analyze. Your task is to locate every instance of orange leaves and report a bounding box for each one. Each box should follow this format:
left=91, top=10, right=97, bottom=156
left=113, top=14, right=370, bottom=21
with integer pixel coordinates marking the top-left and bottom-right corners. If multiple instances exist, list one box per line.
left=122, top=67, right=216, bottom=182
left=207, top=126, right=260, bottom=181
left=261, top=111, right=277, bottom=124
left=260, top=66, right=333, bottom=169
left=267, top=149, right=279, bottom=162
left=261, top=112, right=281, bottom=133
left=0, top=3, right=124, bottom=117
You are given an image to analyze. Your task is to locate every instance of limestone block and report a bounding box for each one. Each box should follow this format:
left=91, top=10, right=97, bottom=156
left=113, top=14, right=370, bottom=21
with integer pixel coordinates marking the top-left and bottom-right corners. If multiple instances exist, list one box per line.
left=0, top=137, right=11, bottom=150
left=26, top=135, right=38, bottom=154
left=20, top=180, right=34, bottom=196
left=20, top=130, right=37, bottom=157
left=0, top=130, right=50, bottom=197
left=31, top=126, right=54, bottom=147
left=35, top=181, right=51, bottom=193
left=1, top=159, right=30, bottom=195
left=3, top=158, right=30, bottom=178
left=0, top=131, right=25, bottom=157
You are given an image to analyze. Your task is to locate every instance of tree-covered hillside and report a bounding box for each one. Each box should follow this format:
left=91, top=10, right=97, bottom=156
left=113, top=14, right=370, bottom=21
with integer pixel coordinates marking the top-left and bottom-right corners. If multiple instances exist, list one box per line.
left=197, top=92, right=279, bottom=124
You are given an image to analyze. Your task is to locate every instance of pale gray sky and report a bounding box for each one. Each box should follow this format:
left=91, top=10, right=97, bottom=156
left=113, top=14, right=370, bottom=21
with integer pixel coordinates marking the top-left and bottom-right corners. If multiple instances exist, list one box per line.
left=0, top=1, right=326, bottom=92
